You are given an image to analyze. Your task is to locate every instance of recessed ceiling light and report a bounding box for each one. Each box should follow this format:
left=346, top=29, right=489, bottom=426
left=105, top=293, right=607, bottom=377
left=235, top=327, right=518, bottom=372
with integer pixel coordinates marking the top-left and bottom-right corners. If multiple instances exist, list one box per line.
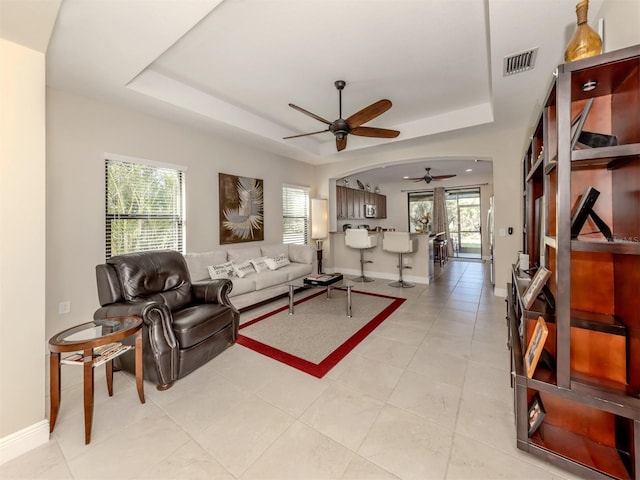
left=466, top=169, right=473, bottom=172
left=402, top=176, right=409, bottom=179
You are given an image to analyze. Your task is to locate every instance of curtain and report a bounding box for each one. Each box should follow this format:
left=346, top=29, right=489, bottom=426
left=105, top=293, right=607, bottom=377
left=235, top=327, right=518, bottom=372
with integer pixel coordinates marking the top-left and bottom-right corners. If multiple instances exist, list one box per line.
left=432, top=187, right=453, bottom=256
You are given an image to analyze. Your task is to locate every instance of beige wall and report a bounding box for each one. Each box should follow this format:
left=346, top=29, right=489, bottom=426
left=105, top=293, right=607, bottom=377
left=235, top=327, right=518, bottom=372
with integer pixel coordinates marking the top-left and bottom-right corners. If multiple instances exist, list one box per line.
left=0, top=39, right=47, bottom=441
left=45, top=88, right=315, bottom=343
left=595, top=0, right=640, bottom=52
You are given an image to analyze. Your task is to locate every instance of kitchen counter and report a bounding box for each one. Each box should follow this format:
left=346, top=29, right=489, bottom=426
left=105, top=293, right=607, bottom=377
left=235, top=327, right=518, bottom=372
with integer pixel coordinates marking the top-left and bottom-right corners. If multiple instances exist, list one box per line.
left=326, top=231, right=435, bottom=284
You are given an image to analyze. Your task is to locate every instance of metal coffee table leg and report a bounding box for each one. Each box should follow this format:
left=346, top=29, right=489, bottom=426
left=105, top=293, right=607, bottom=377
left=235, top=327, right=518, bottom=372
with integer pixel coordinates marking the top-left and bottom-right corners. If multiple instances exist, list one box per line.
left=288, top=284, right=295, bottom=315
left=347, top=285, right=352, bottom=318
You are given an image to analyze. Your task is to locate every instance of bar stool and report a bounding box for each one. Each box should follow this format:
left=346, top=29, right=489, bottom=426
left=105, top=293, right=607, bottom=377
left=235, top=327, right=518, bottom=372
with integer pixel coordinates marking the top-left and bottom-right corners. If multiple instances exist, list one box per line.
left=345, top=229, right=377, bottom=282
left=434, top=238, right=448, bottom=266
left=382, top=232, right=417, bottom=288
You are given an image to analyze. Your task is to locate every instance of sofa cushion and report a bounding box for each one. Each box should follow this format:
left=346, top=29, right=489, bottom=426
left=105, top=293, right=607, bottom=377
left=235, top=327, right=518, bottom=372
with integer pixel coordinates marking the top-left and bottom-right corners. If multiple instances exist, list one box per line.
left=233, top=261, right=255, bottom=278
left=185, top=251, right=228, bottom=281
left=172, top=303, right=233, bottom=348
left=254, top=270, right=289, bottom=290
left=207, top=261, right=234, bottom=280
left=250, top=256, right=269, bottom=273
left=228, top=246, right=262, bottom=264
left=289, top=244, right=314, bottom=264
left=261, top=244, right=288, bottom=259
left=279, top=262, right=314, bottom=281
left=228, top=276, right=256, bottom=297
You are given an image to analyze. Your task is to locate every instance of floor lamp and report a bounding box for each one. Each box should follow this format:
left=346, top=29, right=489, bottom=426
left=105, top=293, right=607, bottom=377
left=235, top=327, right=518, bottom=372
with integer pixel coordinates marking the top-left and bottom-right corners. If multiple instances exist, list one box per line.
left=311, top=198, right=328, bottom=274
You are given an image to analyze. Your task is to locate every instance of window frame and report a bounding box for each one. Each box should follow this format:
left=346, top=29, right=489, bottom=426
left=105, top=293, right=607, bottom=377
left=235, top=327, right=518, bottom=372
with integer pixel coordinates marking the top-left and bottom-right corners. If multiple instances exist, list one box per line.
left=282, top=184, right=310, bottom=245
left=104, top=153, right=186, bottom=259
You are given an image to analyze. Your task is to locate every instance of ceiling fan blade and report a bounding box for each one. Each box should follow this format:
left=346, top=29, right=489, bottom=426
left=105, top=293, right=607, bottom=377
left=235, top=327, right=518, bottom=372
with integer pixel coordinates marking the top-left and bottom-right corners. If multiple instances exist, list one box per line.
left=405, top=177, right=426, bottom=181
left=351, top=126, right=400, bottom=138
left=346, top=99, right=392, bottom=128
left=283, top=129, right=330, bottom=139
left=336, top=136, right=347, bottom=152
left=431, top=174, right=457, bottom=180
left=288, top=103, right=332, bottom=126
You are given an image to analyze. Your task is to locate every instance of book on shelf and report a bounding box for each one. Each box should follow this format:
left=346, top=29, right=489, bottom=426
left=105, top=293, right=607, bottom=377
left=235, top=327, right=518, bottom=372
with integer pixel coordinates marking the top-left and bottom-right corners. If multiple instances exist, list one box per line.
left=60, top=342, right=132, bottom=366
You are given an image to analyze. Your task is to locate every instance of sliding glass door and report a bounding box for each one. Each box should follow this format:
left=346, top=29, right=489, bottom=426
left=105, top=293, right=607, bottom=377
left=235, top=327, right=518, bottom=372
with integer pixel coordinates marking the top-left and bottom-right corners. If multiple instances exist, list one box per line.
left=446, top=188, right=481, bottom=258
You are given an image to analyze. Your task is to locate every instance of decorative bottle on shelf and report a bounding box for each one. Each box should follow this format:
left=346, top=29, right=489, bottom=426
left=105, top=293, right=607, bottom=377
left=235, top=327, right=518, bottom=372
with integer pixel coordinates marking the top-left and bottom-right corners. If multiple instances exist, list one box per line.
left=564, top=0, right=602, bottom=62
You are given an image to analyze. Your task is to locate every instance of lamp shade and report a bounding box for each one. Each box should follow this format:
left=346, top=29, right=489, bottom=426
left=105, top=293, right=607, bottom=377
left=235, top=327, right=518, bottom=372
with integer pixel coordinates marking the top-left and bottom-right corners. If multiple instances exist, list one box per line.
left=311, top=198, right=328, bottom=240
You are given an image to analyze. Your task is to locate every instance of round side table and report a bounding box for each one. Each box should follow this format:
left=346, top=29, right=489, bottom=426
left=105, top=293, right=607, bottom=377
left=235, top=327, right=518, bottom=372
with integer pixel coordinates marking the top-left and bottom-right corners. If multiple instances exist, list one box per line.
left=48, top=316, right=144, bottom=444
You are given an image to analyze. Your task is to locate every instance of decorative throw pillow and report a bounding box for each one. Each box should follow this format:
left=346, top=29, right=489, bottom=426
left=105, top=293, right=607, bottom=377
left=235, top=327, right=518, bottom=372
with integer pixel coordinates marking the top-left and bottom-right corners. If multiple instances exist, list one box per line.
left=207, top=261, right=234, bottom=280
left=264, top=257, right=278, bottom=270
left=232, top=260, right=255, bottom=278
left=275, top=253, right=291, bottom=267
left=265, top=253, right=290, bottom=270
left=250, top=256, right=269, bottom=273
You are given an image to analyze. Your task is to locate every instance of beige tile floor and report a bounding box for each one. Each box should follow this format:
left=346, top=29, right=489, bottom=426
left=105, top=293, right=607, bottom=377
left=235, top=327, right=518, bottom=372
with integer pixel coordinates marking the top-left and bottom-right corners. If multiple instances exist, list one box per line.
left=1, top=260, right=585, bottom=480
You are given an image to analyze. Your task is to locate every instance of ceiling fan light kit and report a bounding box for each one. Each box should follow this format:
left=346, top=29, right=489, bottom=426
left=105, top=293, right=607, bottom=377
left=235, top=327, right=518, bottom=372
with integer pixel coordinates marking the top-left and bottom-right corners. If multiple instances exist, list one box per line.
left=283, top=80, right=400, bottom=152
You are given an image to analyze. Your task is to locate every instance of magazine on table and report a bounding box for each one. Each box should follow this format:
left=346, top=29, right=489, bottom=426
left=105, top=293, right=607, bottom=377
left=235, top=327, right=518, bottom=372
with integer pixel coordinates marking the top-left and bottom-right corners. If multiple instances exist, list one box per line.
left=303, top=273, right=344, bottom=286
left=60, top=342, right=132, bottom=366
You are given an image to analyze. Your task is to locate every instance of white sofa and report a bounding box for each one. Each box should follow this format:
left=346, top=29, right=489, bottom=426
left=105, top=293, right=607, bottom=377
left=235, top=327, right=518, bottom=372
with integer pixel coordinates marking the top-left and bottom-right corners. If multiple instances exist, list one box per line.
left=184, top=243, right=316, bottom=310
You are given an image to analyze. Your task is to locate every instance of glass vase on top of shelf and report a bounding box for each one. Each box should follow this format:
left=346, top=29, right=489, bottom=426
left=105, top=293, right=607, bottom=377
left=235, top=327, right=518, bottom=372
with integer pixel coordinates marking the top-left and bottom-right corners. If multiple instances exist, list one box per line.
left=509, top=45, right=640, bottom=480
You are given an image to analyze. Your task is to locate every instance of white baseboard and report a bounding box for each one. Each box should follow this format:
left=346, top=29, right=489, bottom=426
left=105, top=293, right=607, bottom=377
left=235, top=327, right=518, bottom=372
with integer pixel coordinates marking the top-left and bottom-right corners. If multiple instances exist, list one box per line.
left=493, top=286, right=507, bottom=298
left=0, top=420, right=49, bottom=465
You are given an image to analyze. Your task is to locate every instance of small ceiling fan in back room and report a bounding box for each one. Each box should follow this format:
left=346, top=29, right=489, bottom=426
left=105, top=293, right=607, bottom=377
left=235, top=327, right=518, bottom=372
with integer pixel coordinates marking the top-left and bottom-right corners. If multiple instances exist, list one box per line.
left=406, top=167, right=457, bottom=184
left=283, top=80, right=400, bottom=152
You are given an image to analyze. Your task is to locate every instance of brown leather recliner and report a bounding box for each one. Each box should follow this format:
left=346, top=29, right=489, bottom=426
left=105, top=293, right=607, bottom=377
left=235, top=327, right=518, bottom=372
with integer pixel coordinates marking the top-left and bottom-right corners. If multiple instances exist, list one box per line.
left=94, top=250, right=239, bottom=390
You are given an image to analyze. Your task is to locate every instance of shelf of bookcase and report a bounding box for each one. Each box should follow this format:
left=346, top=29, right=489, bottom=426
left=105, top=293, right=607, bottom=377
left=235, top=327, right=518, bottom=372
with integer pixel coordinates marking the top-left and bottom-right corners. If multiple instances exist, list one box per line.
left=544, top=235, right=557, bottom=249
left=571, top=143, right=640, bottom=165
left=544, top=160, right=557, bottom=175
left=525, top=155, right=545, bottom=183
left=571, top=238, right=640, bottom=254
left=570, top=310, right=627, bottom=336
left=523, top=368, right=638, bottom=419
left=529, top=423, right=632, bottom=480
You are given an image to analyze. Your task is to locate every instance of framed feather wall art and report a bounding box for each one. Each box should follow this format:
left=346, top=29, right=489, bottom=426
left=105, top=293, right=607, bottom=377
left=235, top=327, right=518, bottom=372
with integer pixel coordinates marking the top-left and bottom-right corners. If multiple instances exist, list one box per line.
left=219, top=173, right=264, bottom=244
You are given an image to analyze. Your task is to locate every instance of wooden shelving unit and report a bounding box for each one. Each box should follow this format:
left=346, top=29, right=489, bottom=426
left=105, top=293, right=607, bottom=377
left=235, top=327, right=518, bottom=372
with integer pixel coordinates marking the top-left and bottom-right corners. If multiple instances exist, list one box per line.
left=507, top=45, right=639, bottom=480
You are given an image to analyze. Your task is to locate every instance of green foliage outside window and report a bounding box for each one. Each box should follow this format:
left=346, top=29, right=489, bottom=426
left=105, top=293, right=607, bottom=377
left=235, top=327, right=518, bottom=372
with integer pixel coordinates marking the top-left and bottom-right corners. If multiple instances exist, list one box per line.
left=106, top=160, right=184, bottom=258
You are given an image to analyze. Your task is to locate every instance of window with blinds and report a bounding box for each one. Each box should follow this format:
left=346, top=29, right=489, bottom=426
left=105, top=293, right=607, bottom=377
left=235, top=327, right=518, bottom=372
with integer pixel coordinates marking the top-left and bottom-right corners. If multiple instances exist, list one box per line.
left=105, top=158, right=185, bottom=259
left=282, top=185, right=309, bottom=245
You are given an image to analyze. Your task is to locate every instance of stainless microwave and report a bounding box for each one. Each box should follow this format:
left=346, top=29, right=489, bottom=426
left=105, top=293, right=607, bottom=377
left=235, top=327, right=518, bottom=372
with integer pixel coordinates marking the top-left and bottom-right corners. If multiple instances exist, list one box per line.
left=365, top=204, right=377, bottom=218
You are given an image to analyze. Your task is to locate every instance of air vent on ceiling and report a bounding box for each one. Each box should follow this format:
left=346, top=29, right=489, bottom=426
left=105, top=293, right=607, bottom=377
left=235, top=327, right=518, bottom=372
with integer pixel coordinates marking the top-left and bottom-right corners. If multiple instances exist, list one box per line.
left=503, top=48, right=538, bottom=76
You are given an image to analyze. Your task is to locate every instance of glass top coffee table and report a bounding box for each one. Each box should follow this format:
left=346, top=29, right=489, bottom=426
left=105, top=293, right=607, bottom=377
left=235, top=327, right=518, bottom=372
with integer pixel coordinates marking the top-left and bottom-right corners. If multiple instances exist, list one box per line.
left=287, top=278, right=355, bottom=318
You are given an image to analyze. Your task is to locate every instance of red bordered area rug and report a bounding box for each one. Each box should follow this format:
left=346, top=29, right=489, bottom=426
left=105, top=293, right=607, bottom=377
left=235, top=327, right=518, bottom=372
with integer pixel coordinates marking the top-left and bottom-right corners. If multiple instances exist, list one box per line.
left=237, top=289, right=405, bottom=378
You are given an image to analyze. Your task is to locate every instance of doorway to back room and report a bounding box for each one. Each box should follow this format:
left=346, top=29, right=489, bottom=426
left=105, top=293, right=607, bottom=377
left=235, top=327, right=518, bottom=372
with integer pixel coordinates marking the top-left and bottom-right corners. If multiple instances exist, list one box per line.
left=446, top=188, right=481, bottom=259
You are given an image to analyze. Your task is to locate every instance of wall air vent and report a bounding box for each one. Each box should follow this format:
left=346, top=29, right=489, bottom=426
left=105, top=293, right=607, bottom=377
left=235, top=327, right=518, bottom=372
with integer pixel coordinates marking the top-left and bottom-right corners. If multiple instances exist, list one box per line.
left=503, top=48, right=538, bottom=76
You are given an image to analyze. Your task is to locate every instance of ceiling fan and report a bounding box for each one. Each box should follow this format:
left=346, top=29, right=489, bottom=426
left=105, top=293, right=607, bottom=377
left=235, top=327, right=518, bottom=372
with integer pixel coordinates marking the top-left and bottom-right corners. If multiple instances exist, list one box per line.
left=283, top=80, right=400, bottom=152
left=406, top=167, right=457, bottom=184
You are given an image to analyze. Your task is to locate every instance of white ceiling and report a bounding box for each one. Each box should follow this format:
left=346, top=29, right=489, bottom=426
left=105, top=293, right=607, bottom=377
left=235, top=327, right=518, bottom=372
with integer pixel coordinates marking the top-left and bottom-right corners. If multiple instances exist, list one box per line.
left=3, top=0, right=605, bottom=184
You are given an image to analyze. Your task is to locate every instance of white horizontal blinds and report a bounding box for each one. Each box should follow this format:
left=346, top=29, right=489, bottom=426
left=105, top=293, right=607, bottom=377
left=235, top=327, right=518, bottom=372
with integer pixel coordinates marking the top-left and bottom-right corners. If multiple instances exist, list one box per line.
left=282, top=185, right=309, bottom=245
left=105, top=158, right=185, bottom=259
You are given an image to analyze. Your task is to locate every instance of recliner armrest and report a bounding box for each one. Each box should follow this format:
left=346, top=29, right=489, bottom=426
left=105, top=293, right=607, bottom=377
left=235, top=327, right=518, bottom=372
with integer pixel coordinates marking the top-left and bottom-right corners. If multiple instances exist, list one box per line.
left=191, top=278, right=234, bottom=306
left=94, top=300, right=157, bottom=320
left=94, top=301, right=180, bottom=388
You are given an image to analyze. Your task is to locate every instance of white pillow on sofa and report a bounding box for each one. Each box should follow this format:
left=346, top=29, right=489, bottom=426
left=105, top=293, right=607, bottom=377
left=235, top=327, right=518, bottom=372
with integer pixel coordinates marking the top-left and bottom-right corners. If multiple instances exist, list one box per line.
left=264, top=253, right=290, bottom=270
left=250, top=257, right=269, bottom=273
left=232, top=261, right=255, bottom=278
left=207, top=261, right=234, bottom=280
